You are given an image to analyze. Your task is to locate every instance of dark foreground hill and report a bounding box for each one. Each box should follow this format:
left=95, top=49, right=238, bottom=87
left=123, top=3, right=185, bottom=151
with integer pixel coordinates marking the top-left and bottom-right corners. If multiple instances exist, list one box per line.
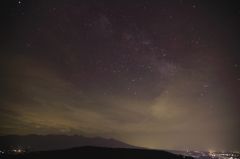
left=0, top=146, right=194, bottom=159
left=0, top=134, right=140, bottom=151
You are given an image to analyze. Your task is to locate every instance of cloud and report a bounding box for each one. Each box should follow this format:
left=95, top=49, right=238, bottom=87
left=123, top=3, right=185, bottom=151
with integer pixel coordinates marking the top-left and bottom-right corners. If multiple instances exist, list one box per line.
left=0, top=55, right=92, bottom=134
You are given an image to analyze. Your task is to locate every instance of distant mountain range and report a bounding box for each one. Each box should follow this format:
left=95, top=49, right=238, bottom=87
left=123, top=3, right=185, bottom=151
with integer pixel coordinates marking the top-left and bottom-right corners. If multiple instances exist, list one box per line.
left=0, top=134, right=141, bottom=151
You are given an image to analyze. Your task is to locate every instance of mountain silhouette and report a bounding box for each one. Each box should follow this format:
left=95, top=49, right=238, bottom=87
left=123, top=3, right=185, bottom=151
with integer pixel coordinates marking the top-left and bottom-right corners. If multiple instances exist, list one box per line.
left=0, top=134, right=141, bottom=151
left=0, top=146, right=195, bottom=159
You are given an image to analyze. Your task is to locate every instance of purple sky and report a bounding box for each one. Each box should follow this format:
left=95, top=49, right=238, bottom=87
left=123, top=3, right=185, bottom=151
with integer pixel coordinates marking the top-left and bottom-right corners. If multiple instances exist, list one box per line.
left=0, top=0, right=240, bottom=151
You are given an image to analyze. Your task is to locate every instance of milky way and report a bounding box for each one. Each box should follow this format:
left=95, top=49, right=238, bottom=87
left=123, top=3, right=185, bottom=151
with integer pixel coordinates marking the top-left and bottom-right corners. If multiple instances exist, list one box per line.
left=0, top=0, right=240, bottom=151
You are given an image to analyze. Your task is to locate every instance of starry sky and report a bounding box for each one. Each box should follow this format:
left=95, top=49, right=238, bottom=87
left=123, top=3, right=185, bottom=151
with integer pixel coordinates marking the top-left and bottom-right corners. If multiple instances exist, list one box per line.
left=0, top=0, right=240, bottom=151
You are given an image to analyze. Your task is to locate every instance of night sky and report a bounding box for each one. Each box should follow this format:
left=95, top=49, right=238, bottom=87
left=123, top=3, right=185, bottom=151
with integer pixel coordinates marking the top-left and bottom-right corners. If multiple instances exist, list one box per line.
left=1, top=0, right=240, bottom=151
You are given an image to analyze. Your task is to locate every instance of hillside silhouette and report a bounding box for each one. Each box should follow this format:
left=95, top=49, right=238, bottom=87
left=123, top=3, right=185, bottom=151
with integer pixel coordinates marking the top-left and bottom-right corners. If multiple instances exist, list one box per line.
left=0, top=134, right=141, bottom=151
left=0, top=146, right=195, bottom=159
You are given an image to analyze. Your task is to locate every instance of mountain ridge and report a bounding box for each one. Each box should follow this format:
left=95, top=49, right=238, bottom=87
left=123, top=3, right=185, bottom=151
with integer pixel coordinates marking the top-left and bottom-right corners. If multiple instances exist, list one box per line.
left=0, top=146, right=195, bottom=159
left=0, top=134, right=142, bottom=151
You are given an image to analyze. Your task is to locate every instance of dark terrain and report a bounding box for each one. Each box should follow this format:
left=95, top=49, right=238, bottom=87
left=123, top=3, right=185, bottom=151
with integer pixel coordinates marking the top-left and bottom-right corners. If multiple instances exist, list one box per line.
left=0, top=146, right=194, bottom=159
left=0, top=134, right=140, bottom=151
